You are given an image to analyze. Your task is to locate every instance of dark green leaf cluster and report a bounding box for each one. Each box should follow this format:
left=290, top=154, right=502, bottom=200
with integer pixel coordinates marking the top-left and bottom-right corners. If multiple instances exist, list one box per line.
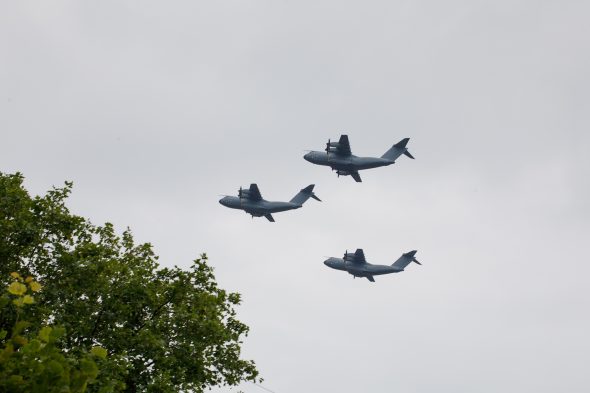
left=0, top=172, right=259, bottom=392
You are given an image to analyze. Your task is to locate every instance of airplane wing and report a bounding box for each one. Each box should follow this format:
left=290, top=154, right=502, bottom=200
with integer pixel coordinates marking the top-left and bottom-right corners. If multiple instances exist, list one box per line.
left=344, top=249, right=366, bottom=263
left=264, top=214, right=275, bottom=222
left=353, top=249, right=366, bottom=263
left=337, top=135, right=352, bottom=155
left=247, top=183, right=263, bottom=201
left=350, top=171, right=362, bottom=182
left=366, top=275, right=375, bottom=282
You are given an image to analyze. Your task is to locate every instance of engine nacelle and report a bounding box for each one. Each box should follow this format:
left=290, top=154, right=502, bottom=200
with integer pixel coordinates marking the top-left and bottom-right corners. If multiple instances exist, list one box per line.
left=325, top=141, right=341, bottom=153
left=336, top=170, right=350, bottom=176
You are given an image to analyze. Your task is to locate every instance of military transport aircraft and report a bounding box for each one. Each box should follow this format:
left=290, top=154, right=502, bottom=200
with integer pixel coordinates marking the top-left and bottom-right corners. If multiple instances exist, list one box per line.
left=323, top=249, right=421, bottom=282
left=303, top=135, right=414, bottom=182
left=219, top=183, right=321, bottom=222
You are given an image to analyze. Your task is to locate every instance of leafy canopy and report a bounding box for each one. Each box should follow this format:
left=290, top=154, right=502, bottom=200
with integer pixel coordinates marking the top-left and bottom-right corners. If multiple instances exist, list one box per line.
left=0, top=172, right=258, bottom=392
left=1, top=272, right=110, bottom=393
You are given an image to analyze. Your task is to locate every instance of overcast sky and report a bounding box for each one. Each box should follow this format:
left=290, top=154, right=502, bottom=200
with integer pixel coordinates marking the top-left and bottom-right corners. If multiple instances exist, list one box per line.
left=2, top=1, right=590, bottom=392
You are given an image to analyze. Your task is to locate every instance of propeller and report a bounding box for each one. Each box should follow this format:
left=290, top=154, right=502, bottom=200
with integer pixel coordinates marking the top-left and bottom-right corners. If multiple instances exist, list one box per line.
left=238, top=186, right=243, bottom=198
left=325, top=139, right=331, bottom=154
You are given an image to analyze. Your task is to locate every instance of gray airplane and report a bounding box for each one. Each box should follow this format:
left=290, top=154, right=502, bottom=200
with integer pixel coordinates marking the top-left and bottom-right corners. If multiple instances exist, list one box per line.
left=219, top=183, right=321, bottom=222
left=324, top=249, right=421, bottom=282
left=303, top=135, right=414, bottom=182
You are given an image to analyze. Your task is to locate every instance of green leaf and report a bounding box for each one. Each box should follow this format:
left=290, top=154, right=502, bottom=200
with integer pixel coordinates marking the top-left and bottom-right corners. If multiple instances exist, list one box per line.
left=13, top=335, right=28, bottom=346
left=29, top=281, right=42, bottom=292
left=38, top=326, right=52, bottom=342
left=47, top=359, right=64, bottom=375
left=22, top=294, right=35, bottom=304
left=23, top=339, right=41, bottom=353
left=12, top=321, right=30, bottom=336
left=49, top=326, right=66, bottom=342
left=80, top=359, right=99, bottom=379
left=8, top=375, right=24, bottom=386
left=8, top=281, right=27, bottom=296
left=90, top=346, right=108, bottom=359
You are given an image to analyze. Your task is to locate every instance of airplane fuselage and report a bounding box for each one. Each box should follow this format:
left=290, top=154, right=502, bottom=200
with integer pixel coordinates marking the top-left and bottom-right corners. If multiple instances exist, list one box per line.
left=219, top=196, right=301, bottom=216
left=303, top=151, right=394, bottom=174
left=323, top=257, right=403, bottom=279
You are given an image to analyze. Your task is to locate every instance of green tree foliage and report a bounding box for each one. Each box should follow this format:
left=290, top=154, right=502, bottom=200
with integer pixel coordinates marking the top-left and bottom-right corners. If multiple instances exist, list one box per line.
left=0, top=273, right=110, bottom=392
left=0, top=172, right=259, bottom=392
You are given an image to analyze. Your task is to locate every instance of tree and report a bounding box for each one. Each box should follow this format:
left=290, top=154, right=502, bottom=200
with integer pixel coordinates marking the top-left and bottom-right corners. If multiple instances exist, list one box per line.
left=0, top=172, right=259, bottom=392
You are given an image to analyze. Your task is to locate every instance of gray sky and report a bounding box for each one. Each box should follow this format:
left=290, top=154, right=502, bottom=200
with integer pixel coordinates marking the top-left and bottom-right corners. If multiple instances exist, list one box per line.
left=2, top=1, right=590, bottom=392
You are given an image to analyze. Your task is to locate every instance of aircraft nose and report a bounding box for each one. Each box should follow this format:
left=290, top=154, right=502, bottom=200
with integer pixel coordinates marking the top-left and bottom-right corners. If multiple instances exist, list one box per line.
left=303, top=152, right=313, bottom=162
left=323, top=258, right=331, bottom=266
left=219, top=196, right=229, bottom=207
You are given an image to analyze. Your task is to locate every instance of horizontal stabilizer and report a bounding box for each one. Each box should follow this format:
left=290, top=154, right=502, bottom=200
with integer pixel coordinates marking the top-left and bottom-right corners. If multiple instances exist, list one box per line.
left=264, top=214, right=275, bottom=222
left=404, top=150, right=415, bottom=159
left=366, top=275, right=375, bottom=282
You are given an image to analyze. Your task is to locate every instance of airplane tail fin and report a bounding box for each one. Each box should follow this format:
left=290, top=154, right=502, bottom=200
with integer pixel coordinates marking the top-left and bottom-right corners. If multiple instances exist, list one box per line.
left=289, top=184, right=321, bottom=206
left=391, top=250, right=421, bottom=270
left=381, top=138, right=414, bottom=161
